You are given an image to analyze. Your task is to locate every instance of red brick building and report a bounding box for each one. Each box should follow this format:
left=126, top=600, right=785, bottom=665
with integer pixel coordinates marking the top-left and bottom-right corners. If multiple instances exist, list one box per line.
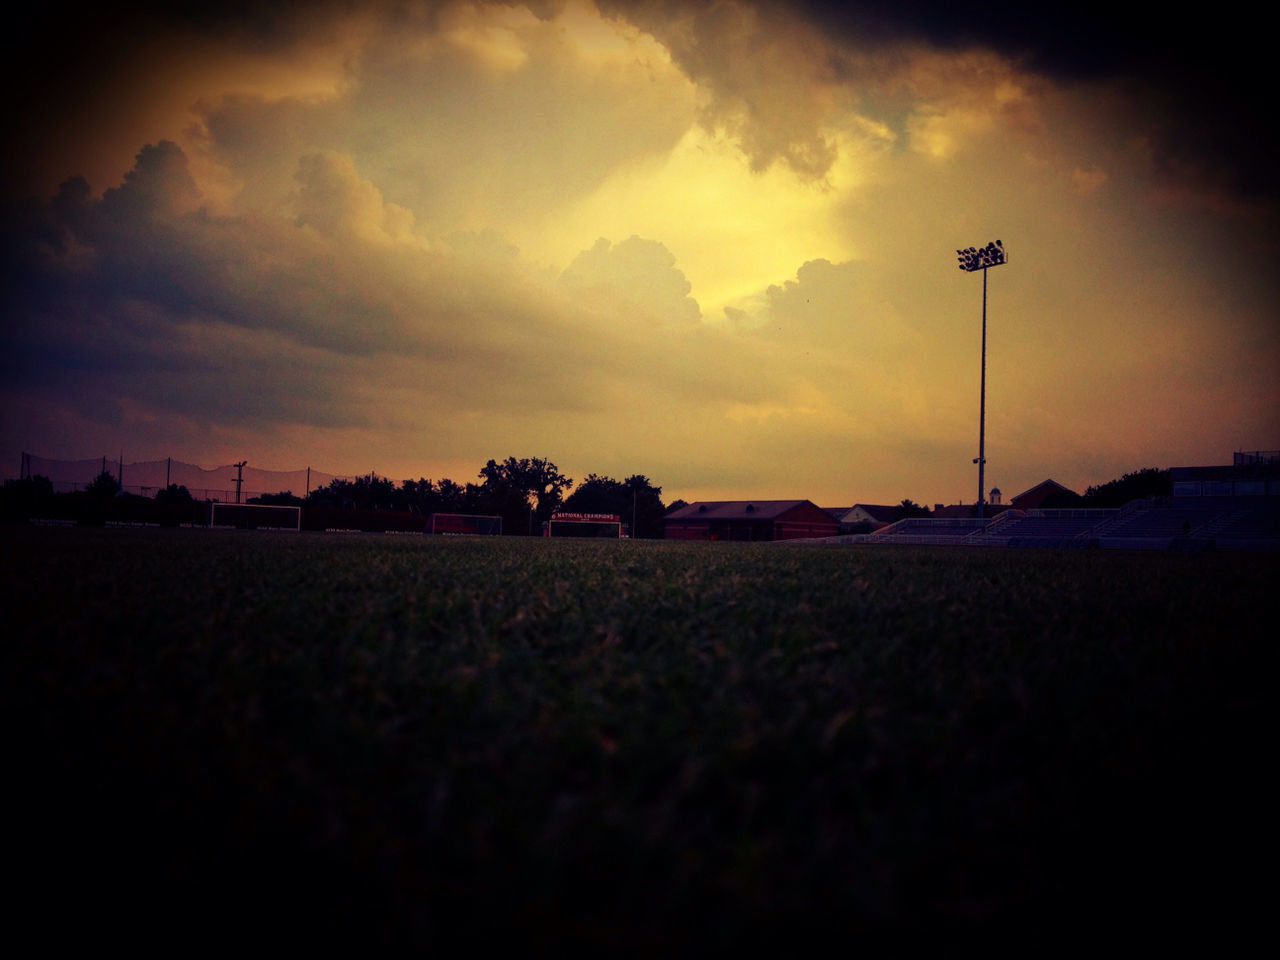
left=1009, top=479, right=1076, bottom=510
left=665, top=500, right=839, bottom=541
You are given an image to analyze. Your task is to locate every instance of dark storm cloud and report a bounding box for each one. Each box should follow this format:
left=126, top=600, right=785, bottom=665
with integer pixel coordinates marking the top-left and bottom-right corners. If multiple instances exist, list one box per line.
left=1, top=134, right=782, bottom=443
left=18, top=0, right=1262, bottom=207
left=8, top=142, right=405, bottom=359
left=791, top=1, right=1194, bottom=77
left=2, top=138, right=536, bottom=431
left=595, top=0, right=1272, bottom=207
left=789, top=0, right=1275, bottom=205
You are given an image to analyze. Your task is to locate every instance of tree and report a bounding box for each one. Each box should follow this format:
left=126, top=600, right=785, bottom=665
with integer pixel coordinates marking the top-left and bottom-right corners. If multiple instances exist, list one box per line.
left=434, top=478, right=470, bottom=513
left=621, top=475, right=666, bottom=538
left=85, top=471, right=120, bottom=498
left=563, top=473, right=666, bottom=537
left=562, top=473, right=624, bottom=513
left=248, top=490, right=302, bottom=506
left=3, top=474, right=54, bottom=499
left=0, top=475, right=55, bottom=522
left=156, top=483, right=194, bottom=504
left=1082, top=468, right=1171, bottom=507
left=526, top=457, right=574, bottom=524
left=399, top=478, right=434, bottom=515
left=478, top=457, right=572, bottom=534
left=892, top=499, right=931, bottom=521
left=477, top=458, right=524, bottom=531
left=306, top=474, right=400, bottom=511
left=394, top=477, right=481, bottom=516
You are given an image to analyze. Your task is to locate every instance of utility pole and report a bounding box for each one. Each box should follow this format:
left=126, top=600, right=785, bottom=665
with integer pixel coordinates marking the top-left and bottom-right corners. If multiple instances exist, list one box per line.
left=232, top=460, right=247, bottom=504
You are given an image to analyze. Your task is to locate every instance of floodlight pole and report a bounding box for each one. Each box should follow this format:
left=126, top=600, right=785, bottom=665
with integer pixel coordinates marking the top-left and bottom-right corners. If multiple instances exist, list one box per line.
left=956, top=241, right=1007, bottom=523
left=977, top=266, right=988, bottom=521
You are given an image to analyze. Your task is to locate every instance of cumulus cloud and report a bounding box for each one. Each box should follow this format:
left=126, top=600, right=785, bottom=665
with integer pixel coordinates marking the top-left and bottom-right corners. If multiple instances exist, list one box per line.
left=293, top=150, right=417, bottom=242
left=325, top=3, right=691, bottom=227
left=600, top=0, right=847, bottom=179
left=2, top=134, right=789, bottom=479
left=102, top=141, right=204, bottom=218
left=559, top=235, right=700, bottom=326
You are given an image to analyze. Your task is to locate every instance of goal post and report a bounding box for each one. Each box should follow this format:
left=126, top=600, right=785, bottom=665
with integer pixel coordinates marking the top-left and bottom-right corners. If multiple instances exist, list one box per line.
left=427, top=513, right=502, bottom=536
left=545, top=512, right=623, bottom=538
left=208, top=502, right=302, bottom=530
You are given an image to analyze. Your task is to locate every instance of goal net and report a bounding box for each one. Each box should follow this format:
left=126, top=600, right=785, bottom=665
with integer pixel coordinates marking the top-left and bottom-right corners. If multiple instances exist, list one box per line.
left=428, top=513, right=503, bottom=536
left=209, top=502, right=302, bottom=530
left=545, top=512, right=623, bottom=538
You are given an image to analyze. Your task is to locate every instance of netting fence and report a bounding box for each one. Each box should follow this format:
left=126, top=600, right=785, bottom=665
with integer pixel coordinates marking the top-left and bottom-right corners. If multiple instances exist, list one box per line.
left=16, top=453, right=357, bottom=502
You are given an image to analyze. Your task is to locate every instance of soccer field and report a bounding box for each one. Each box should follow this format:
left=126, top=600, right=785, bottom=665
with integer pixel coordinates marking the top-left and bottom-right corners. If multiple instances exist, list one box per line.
left=5, top=528, right=1272, bottom=950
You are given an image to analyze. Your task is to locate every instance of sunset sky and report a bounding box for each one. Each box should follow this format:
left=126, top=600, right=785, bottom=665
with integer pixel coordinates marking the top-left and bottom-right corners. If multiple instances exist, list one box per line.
left=4, top=1, right=1276, bottom=507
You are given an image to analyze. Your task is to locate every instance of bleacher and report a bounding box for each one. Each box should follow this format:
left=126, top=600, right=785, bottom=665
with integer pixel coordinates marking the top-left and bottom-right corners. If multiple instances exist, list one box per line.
left=858, top=500, right=1278, bottom=551
left=1211, top=506, right=1280, bottom=541
left=836, top=454, right=1280, bottom=550
left=869, top=517, right=986, bottom=544
left=975, top=509, right=1117, bottom=547
left=1085, top=497, right=1280, bottom=549
left=1096, top=500, right=1231, bottom=547
left=870, top=509, right=1120, bottom=547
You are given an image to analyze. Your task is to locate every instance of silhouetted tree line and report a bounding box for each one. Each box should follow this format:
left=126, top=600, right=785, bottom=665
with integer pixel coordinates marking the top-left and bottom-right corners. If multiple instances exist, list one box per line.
left=0, top=471, right=206, bottom=526
left=1081, top=468, right=1171, bottom=507
left=561, top=474, right=667, bottom=538
left=0, top=464, right=1178, bottom=532
left=270, top=457, right=579, bottom=535
left=1, top=458, right=666, bottom=534
left=893, top=499, right=931, bottom=520
left=250, top=457, right=669, bottom=536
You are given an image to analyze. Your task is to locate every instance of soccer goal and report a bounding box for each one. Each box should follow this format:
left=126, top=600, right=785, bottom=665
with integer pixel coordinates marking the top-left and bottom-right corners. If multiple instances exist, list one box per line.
left=208, top=502, right=302, bottom=530
left=427, top=513, right=502, bottom=536
left=545, top=512, right=622, bottom=538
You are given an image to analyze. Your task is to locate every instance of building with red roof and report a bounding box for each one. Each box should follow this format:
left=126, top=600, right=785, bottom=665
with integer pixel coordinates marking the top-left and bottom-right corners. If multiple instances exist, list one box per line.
left=664, top=500, right=838, bottom=541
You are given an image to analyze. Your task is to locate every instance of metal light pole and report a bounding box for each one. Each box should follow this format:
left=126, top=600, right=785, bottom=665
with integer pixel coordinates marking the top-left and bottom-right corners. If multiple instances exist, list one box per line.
left=956, top=240, right=1007, bottom=521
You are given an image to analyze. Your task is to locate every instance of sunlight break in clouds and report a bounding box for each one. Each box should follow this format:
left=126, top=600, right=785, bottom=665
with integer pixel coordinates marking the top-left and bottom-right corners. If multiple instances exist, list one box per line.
left=3, top=0, right=1276, bottom=508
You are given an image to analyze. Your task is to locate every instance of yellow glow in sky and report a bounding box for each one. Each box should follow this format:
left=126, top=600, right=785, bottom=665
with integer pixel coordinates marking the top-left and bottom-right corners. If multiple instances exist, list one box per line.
left=3, top=0, right=1276, bottom=508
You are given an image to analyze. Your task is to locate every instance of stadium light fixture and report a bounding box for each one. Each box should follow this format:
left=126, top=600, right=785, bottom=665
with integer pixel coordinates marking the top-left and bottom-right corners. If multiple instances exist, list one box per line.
left=956, top=240, right=1007, bottom=522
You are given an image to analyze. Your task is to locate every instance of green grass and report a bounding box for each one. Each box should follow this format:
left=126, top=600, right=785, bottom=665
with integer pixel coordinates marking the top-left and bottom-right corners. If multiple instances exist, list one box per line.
left=5, top=528, right=1272, bottom=951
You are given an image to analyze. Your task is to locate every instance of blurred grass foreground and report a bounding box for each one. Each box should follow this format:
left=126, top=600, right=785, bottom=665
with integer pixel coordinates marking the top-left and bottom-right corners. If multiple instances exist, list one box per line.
left=5, top=528, right=1272, bottom=951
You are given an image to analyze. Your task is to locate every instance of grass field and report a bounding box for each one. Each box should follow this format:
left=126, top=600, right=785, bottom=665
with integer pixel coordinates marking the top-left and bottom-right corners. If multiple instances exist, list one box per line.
left=5, top=528, right=1272, bottom=951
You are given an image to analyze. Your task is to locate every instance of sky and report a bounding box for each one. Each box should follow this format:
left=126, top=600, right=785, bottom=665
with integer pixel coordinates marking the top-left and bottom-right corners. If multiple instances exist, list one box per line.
left=3, top=0, right=1277, bottom=508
